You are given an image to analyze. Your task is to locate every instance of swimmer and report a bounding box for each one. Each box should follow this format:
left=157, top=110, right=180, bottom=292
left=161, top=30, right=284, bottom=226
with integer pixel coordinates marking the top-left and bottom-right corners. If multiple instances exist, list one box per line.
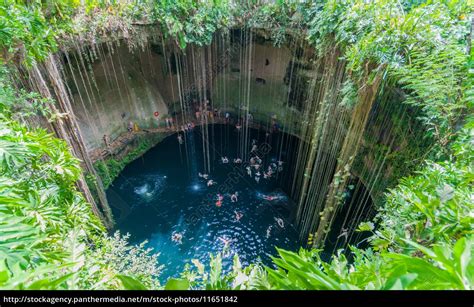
left=217, top=194, right=224, bottom=201
left=235, top=211, right=243, bottom=221
left=218, top=236, right=232, bottom=247
left=266, top=226, right=272, bottom=239
left=233, top=158, right=242, bottom=164
left=198, top=172, right=209, bottom=180
left=231, top=192, right=238, bottom=202
left=221, top=156, right=229, bottom=164
left=177, top=134, right=183, bottom=144
left=207, top=179, right=216, bottom=186
left=275, top=217, right=285, bottom=228
left=246, top=166, right=252, bottom=177
left=215, top=200, right=222, bottom=207
left=277, top=160, right=284, bottom=172
left=263, top=195, right=277, bottom=201
left=171, top=232, right=183, bottom=244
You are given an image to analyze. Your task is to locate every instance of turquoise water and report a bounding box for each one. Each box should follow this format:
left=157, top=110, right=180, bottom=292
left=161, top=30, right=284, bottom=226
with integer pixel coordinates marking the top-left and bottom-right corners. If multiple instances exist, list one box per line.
left=106, top=124, right=301, bottom=281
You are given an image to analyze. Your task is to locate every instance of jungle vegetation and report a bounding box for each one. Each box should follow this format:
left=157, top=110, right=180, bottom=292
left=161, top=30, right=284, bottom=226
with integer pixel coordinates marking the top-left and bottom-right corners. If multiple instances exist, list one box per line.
left=0, top=0, right=472, bottom=290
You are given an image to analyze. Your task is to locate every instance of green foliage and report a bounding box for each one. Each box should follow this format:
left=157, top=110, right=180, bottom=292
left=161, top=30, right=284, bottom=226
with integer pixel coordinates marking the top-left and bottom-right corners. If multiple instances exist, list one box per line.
left=0, top=0, right=77, bottom=65
left=181, top=253, right=268, bottom=290
left=0, top=0, right=472, bottom=291
left=239, top=1, right=308, bottom=46
left=307, top=0, right=472, bottom=149
left=181, top=117, right=473, bottom=290
left=91, top=135, right=162, bottom=190
left=371, top=118, right=474, bottom=252
left=0, top=70, right=161, bottom=289
left=185, top=237, right=473, bottom=290
left=0, top=0, right=234, bottom=63
left=164, top=278, right=189, bottom=290
left=151, top=0, right=232, bottom=48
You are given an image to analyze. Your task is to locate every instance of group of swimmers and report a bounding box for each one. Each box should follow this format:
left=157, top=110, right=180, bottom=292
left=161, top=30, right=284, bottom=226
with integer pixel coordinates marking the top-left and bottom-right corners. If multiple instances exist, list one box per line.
left=170, top=138, right=287, bottom=247
left=213, top=192, right=239, bottom=207
left=165, top=117, right=174, bottom=129
left=219, top=156, right=243, bottom=164
left=266, top=218, right=285, bottom=239
left=198, top=172, right=218, bottom=187
left=245, top=158, right=284, bottom=184
left=181, top=122, right=195, bottom=133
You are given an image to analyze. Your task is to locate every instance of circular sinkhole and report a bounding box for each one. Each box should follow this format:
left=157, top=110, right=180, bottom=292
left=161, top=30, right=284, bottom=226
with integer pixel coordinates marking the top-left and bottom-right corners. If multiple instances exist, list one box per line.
left=106, top=124, right=302, bottom=281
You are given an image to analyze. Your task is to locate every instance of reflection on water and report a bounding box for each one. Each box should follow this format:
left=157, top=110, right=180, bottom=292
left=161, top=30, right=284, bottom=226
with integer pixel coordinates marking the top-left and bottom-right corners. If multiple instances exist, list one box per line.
left=107, top=125, right=300, bottom=281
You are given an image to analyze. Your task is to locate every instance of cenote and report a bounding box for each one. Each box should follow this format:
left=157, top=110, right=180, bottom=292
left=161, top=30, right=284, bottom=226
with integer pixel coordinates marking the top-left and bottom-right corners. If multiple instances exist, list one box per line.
left=3, top=0, right=470, bottom=293
left=107, top=124, right=304, bottom=281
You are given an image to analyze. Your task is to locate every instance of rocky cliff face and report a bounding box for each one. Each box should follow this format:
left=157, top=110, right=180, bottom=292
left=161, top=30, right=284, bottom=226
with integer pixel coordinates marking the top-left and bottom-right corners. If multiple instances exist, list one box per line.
left=63, top=29, right=427, bottom=213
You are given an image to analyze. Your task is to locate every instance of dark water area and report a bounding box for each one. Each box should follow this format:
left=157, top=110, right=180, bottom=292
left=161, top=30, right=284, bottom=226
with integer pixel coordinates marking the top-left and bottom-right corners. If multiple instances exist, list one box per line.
left=106, top=124, right=301, bottom=282
left=323, top=176, right=376, bottom=258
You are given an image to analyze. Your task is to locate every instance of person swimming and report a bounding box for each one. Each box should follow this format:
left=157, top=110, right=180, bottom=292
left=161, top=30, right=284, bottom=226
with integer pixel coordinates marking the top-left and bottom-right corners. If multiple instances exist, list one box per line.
left=207, top=179, right=216, bottom=186
left=266, top=225, right=272, bottom=239
left=171, top=232, right=183, bottom=244
left=198, top=172, right=209, bottom=180
left=275, top=217, right=285, bottom=228
left=231, top=192, right=238, bottom=202
left=234, top=211, right=243, bottom=221
left=177, top=134, right=183, bottom=144
left=277, top=160, right=284, bottom=172
left=221, top=156, right=229, bottom=164
left=263, top=195, right=277, bottom=201
left=216, top=193, right=223, bottom=207
left=218, top=236, right=232, bottom=247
